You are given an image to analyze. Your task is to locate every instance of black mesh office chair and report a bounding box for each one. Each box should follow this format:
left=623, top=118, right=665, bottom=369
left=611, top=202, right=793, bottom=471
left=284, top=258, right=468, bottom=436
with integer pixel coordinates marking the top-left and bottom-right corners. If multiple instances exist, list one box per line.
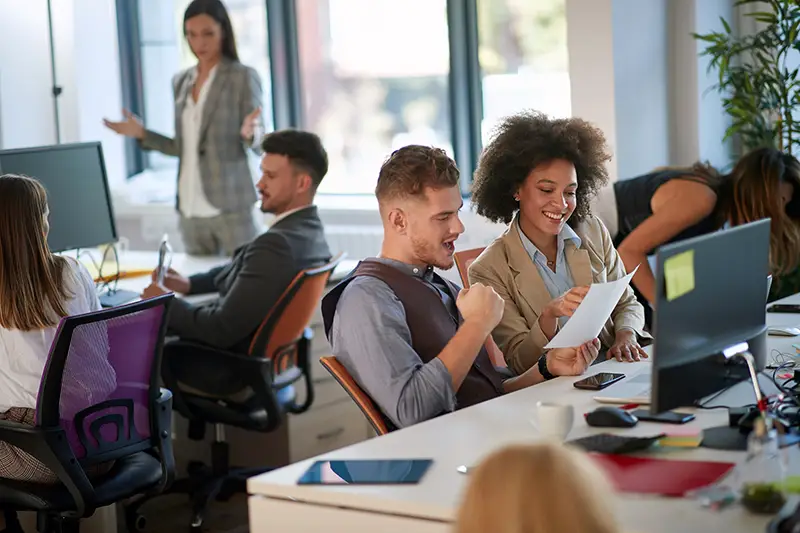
left=0, top=295, right=175, bottom=533
left=127, top=254, right=344, bottom=532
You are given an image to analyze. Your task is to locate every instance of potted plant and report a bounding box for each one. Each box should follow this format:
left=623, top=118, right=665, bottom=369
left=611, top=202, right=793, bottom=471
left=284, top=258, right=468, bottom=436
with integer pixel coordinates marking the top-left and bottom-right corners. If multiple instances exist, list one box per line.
left=694, top=0, right=800, bottom=156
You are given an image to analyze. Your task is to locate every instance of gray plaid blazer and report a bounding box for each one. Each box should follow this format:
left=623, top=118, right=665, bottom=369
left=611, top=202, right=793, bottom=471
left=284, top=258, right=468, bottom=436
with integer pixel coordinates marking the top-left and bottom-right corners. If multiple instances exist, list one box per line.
left=139, top=58, right=263, bottom=214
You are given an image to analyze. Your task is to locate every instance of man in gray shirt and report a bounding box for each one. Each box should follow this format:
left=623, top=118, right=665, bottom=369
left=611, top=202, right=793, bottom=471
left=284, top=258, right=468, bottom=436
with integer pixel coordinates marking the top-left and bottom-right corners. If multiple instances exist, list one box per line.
left=321, top=146, right=600, bottom=429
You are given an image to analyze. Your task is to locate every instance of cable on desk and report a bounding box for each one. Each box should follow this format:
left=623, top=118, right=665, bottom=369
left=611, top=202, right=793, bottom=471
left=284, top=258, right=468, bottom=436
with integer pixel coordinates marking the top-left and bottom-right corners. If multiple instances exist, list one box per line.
left=694, top=384, right=737, bottom=409
left=76, top=248, right=108, bottom=297
left=96, top=244, right=123, bottom=295
left=770, top=348, right=800, bottom=369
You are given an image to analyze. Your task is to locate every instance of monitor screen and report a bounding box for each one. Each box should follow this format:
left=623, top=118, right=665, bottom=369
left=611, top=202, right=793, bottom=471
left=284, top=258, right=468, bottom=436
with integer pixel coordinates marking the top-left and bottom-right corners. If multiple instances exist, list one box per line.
left=0, top=142, right=117, bottom=252
left=651, top=219, right=770, bottom=413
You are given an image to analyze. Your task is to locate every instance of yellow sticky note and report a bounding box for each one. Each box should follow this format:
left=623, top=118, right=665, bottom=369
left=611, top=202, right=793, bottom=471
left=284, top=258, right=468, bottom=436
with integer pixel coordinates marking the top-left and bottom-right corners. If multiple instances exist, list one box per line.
left=664, top=250, right=695, bottom=301
left=659, top=434, right=702, bottom=448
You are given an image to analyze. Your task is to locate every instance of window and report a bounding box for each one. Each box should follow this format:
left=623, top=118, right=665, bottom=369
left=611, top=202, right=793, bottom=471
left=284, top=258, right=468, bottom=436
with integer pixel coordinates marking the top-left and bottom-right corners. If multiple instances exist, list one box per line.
left=477, top=0, right=570, bottom=144
left=120, top=0, right=571, bottom=201
left=295, top=0, right=452, bottom=195
left=132, top=0, right=272, bottom=198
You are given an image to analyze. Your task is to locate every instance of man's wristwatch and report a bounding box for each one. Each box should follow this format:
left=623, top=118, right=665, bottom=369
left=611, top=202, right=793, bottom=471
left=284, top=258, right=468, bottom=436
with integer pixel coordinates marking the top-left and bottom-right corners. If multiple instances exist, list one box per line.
left=538, top=353, right=555, bottom=380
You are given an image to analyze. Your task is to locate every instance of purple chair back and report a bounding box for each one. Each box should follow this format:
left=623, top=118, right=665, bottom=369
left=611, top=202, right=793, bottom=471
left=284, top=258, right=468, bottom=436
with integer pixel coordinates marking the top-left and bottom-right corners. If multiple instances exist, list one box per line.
left=35, top=295, right=173, bottom=465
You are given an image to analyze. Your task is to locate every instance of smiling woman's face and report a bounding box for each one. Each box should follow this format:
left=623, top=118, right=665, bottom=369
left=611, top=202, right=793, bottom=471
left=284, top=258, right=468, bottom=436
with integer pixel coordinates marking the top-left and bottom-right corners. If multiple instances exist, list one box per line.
left=517, top=159, right=578, bottom=240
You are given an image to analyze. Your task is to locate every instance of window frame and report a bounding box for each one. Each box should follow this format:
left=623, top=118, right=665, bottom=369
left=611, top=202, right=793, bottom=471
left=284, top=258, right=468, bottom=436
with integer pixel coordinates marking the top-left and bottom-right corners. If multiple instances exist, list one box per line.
left=114, top=0, right=147, bottom=178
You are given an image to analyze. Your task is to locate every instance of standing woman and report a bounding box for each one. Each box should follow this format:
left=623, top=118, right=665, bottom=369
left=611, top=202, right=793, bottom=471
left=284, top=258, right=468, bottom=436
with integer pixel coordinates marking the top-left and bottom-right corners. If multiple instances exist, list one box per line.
left=105, top=0, right=264, bottom=256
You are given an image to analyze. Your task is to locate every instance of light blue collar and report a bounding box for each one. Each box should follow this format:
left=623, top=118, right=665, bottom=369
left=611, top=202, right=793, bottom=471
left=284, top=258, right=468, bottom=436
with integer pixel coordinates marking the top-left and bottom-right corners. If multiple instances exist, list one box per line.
left=516, top=221, right=582, bottom=264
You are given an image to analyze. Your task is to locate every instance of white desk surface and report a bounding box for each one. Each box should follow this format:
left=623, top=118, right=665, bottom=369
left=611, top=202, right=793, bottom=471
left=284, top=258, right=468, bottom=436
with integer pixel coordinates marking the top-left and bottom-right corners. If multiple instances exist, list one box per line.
left=96, top=250, right=358, bottom=295
left=246, top=293, right=800, bottom=533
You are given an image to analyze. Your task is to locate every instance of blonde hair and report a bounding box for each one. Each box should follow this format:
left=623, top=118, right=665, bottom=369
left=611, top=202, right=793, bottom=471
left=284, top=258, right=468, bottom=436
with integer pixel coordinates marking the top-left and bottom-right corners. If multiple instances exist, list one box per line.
left=454, top=443, right=620, bottom=533
left=0, top=174, right=70, bottom=330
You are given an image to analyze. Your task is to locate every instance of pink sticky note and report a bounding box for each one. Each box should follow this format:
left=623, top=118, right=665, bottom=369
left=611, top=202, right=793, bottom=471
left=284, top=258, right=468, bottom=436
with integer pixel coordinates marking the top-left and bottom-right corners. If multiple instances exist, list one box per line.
left=661, top=427, right=702, bottom=437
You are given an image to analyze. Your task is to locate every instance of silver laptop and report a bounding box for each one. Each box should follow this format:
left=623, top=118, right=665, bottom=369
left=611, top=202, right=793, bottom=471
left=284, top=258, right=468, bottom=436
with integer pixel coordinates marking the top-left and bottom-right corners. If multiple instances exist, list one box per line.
left=593, top=369, right=653, bottom=404
left=593, top=274, right=773, bottom=405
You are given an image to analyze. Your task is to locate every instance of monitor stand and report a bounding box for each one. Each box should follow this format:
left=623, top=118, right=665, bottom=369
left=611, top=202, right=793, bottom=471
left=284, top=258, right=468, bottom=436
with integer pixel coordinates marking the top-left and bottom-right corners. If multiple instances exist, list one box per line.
left=99, top=288, right=139, bottom=308
left=701, top=425, right=800, bottom=451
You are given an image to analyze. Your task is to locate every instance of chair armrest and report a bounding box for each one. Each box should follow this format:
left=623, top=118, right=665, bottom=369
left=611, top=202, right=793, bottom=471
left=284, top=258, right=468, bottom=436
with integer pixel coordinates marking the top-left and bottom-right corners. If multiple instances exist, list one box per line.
left=152, top=388, right=175, bottom=493
left=0, top=420, right=95, bottom=517
left=283, top=328, right=315, bottom=415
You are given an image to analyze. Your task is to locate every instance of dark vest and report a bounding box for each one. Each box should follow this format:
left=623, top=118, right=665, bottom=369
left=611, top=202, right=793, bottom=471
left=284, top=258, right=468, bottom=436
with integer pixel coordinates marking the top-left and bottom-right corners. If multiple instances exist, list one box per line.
left=322, top=260, right=504, bottom=412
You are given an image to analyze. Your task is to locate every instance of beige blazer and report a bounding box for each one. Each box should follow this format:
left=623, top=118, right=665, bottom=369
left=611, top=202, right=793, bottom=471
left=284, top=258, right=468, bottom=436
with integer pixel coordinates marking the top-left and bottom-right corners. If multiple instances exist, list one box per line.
left=468, top=214, right=650, bottom=375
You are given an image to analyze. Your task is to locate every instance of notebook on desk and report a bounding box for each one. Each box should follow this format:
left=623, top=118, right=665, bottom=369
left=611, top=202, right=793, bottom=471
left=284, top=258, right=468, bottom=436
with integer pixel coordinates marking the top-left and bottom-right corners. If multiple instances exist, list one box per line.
left=590, top=453, right=734, bottom=496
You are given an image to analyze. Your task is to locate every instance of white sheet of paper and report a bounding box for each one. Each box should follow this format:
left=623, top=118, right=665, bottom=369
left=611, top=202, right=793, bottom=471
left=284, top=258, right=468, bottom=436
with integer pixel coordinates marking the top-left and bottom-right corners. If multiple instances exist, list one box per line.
left=544, top=265, right=639, bottom=349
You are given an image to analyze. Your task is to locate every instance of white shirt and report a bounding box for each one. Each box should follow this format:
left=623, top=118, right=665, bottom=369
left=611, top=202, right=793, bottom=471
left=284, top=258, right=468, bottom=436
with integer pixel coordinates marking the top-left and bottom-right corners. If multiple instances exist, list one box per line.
left=179, top=65, right=222, bottom=219
left=270, top=205, right=313, bottom=227
left=0, top=259, right=107, bottom=413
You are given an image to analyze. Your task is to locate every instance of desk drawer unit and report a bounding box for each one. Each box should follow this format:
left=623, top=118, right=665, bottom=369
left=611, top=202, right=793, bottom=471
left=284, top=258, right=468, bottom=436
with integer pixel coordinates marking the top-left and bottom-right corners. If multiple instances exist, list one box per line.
left=289, top=399, right=371, bottom=462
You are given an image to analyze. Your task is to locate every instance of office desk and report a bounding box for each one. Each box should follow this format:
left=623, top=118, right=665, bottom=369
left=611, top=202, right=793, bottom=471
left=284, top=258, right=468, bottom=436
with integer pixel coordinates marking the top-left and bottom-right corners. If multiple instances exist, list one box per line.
left=104, top=250, right=357, bottom=294
left=246, top=294, right=800, bottom=533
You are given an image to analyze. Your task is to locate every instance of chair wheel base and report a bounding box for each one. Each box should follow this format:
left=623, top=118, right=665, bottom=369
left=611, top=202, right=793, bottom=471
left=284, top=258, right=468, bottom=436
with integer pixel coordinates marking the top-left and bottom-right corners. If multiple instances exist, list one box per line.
left=190, top=512, right=205, bottom=532
left=125, top=509, right=147, bottom=532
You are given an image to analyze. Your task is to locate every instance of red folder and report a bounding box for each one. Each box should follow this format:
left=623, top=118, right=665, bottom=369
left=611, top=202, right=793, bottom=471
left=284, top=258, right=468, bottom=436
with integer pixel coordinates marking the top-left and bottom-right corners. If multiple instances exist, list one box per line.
left=590, top=453, right=735, bottom=496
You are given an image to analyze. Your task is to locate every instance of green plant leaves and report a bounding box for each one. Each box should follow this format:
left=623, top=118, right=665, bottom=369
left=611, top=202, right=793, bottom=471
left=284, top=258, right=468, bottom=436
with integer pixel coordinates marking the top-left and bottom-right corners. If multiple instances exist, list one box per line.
left=695, top=0, right=800, bottom=156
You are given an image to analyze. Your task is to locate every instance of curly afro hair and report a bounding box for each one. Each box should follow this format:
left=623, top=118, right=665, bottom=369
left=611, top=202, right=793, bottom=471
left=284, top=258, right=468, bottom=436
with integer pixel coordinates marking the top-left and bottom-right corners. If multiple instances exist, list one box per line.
left=471, top=111, right=612, bottom=227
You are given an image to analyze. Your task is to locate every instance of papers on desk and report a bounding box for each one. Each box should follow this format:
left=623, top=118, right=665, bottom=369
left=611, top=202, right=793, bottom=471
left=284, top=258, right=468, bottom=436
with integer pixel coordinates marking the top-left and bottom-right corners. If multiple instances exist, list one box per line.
left=544, top=266, right=639, bottom=349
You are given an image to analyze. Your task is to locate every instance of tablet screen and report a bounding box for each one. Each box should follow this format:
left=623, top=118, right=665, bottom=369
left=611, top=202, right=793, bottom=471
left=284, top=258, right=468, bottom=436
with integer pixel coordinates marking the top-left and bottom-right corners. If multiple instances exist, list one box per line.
left=297, top=459, right=433, bottom=485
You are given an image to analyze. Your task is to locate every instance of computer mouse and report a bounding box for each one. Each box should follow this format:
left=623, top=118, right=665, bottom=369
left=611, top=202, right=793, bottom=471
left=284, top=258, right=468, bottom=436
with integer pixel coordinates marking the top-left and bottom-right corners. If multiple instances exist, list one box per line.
left=768, top=326, right=800, bottom=337
left=585, top=406, right=639, bottom=428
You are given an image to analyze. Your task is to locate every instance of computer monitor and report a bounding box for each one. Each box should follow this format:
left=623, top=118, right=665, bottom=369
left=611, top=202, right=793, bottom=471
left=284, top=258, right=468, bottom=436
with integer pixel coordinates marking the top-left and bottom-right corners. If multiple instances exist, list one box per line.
left=0, top=142, right=118, bottom=253
left=650, top=219, right=770, bottom=418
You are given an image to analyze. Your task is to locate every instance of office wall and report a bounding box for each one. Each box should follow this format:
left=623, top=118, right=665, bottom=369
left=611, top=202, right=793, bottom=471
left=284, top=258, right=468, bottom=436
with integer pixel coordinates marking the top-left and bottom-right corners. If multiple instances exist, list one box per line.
left=568, top=0, right=733, bottom=183
left=566, top=0, right=618, bottom=181
left=695, top=0, right=734, bottom=168
left=0, top=1, right=59, bottom=149
left=0, top=0, right=125, bottom=187
left=612, top=0, right=670, bottom=180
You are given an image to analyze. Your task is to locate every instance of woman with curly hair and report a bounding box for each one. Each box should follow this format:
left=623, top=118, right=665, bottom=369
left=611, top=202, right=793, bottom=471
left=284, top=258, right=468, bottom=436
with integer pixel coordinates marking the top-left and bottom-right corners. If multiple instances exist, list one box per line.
left=468, top=111, right=650, bottom=375
left=611, top=148, right=800, bottom=319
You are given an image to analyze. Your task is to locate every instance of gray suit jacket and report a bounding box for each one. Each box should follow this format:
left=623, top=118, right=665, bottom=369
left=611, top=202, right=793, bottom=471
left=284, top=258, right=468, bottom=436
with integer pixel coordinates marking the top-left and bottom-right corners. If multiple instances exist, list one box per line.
left=168, top=206, right=331, bottom=350
left=139, top=58, right=263, bottom=213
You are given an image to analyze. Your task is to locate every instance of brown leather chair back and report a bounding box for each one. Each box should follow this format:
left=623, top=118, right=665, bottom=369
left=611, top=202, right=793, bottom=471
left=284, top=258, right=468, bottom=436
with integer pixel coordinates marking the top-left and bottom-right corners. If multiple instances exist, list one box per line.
left=453, top=246, right=507, bottom=368
left=320, top=356, right=395, bottom=436
left=249, top=254, right=345, bottom=375
left=454, top=247, right=485, bottom=287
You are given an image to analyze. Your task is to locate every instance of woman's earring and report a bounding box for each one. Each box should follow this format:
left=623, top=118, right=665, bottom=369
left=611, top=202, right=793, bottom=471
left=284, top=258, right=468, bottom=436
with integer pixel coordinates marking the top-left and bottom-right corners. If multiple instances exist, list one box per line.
left=513, top=194, right=520, bottom=202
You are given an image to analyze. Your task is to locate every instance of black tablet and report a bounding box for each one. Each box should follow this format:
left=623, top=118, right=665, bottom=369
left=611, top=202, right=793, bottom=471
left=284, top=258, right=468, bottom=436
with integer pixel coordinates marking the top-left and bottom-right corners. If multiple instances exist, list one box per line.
left=297, top=459, right=433, bottom=485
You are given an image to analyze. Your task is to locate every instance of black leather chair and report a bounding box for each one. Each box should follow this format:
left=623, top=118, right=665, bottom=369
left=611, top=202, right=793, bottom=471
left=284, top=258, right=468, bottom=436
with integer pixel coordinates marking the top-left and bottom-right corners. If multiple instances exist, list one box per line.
left=0, top=295, right=175, bottom=533
left=128, top=254, right=344, bottom=532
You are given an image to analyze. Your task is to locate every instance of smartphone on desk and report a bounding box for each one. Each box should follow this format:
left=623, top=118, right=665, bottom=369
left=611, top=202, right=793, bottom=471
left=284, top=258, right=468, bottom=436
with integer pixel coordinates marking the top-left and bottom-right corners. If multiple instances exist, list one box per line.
left=767, top=304, right=800, bottom=313
left=573, top=372, right=625, bottom=391
left=632, top=409, right=695, bottom=424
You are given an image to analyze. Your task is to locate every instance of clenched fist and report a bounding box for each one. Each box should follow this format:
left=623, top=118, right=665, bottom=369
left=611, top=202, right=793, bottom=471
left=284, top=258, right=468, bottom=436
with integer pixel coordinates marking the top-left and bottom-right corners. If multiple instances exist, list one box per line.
left=457, top=283, right=504, bottom=334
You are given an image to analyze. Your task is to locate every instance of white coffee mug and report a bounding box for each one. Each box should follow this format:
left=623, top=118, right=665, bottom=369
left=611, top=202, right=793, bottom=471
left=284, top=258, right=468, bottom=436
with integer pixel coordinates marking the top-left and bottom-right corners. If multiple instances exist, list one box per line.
left=531, top=401, right=574, bottom=441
